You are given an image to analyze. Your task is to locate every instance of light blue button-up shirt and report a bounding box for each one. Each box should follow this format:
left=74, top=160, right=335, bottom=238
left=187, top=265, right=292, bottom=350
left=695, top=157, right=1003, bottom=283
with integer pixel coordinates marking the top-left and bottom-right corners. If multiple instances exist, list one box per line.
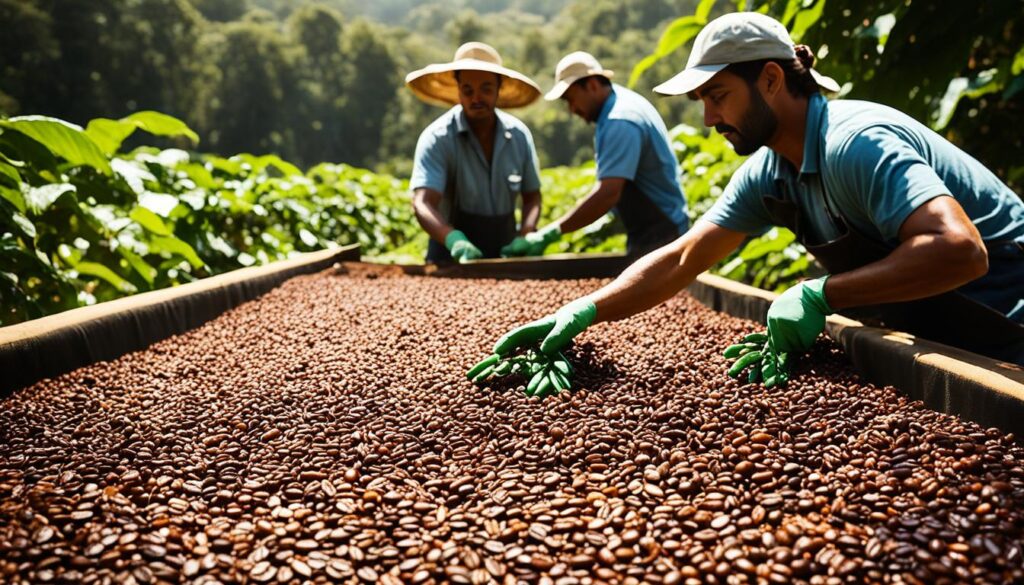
left=595, top=84, right=689, bottom=234
left=410, top=106, right=541, bottom=220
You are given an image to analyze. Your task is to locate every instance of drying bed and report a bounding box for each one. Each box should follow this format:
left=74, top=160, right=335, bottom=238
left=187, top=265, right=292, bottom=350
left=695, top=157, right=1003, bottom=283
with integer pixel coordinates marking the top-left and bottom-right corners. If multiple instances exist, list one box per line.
left=1, top=266, right=1022, bottom=585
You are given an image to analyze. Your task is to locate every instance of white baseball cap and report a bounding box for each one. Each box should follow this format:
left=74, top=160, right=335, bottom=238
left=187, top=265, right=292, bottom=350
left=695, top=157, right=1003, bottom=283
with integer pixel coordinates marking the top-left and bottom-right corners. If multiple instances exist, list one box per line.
left=544, top=51, right=615, bottom=101
left=653, top=12, right=840, bottom=96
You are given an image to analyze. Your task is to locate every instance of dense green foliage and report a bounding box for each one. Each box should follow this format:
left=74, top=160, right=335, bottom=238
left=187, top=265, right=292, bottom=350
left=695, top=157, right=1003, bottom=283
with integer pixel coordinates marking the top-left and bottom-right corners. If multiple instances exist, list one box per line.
left=0, top=108, right=810, bottom=325
left=0, top=113, right=417, bottom=325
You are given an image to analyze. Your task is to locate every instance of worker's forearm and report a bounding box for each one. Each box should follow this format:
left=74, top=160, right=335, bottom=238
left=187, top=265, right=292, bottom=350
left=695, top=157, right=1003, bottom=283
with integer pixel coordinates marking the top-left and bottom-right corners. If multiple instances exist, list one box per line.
left=587, top=243, right=698, bottom=323
left=556, top=185, right=617, bottom=233
left=520, top=191, right=541, bottom=234
left=825, top=233, right=988, bottom=310
left=413, top=199, right=453, bottom=245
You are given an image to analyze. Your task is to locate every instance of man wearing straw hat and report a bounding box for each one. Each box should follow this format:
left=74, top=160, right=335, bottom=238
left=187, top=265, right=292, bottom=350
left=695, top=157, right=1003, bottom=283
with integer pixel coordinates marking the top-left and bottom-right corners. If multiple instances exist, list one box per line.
left=407, top=42, right=545, bottom=264
left=500, top=51, right=689, bottom=259
left=479, top=12, right=1024, bottom=375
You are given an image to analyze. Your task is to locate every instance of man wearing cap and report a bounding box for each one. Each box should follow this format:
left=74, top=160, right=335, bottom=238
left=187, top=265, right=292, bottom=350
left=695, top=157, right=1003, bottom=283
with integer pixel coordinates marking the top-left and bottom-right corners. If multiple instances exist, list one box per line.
left=407, top=42, right=545, bottom=263
left=500, top=52, right=689, bottom=259
left=482, top=12, right=1024, bottom=371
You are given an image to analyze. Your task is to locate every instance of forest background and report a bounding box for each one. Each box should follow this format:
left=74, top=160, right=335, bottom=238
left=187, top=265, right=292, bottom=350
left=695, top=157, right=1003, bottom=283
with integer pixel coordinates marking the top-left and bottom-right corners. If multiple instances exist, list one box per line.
left=5, top=0, right=1021, bottom=182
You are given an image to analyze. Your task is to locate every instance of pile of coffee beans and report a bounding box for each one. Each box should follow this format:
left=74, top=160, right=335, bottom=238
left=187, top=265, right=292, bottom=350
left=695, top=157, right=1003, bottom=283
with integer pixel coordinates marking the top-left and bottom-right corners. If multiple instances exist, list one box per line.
left=1, top=265, right=1022, bottom=585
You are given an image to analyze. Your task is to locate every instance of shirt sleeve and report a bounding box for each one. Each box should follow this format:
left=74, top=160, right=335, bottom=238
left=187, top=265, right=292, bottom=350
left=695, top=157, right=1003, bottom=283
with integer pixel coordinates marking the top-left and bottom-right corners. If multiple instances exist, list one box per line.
left=595, top=120, right=642, bottom=181
left=833, top=126, right=951, bottom=242
left=410, top=128, right=448, bottom=193
left=520, top=126, right=542, bottom=193
left=700, top=153, right=775, bottom=236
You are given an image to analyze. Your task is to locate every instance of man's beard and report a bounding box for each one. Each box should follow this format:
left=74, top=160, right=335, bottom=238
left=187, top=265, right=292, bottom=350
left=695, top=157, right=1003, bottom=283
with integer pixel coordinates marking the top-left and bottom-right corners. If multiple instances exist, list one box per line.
left=716, top=87, right=778, bottom=155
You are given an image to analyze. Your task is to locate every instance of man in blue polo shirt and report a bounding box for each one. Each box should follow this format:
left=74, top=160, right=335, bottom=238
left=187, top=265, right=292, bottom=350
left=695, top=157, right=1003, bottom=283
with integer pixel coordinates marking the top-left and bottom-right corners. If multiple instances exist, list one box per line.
left=407, top=42, right=545, bottom=263
left=481, top=12, right=1024, bottom=371
left=500, top=52, right=689, bottom=258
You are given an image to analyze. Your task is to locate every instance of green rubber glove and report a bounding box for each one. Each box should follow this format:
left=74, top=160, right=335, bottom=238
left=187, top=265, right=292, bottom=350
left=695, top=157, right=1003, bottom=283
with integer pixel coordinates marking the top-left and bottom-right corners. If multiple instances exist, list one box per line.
left=723, top=331, right=790, bottom=388
left=493, top=298, right=596, bottom=356
left=445, top=230, right=483, bottom=263
left=766, top=276, right=833, bottom=353
left=500, top=224, right=561, bottom=257
left=500, top=236, right=531, bottom=257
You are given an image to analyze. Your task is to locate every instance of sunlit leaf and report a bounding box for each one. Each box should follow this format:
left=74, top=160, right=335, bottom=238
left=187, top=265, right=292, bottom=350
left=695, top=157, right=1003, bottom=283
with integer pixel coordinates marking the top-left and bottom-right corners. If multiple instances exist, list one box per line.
left=25, top=183, right=77, bottom=215
left=121, top=111, right=200, bottom=145
left=75, top=261, right=137, bottom=293
left=130, top=206, right=172, bottom=236
left=1, top=116, right=112, bottom=175
left=149, top=235, right=204, bottom=269
left=85, top=118, right=137, bottom=155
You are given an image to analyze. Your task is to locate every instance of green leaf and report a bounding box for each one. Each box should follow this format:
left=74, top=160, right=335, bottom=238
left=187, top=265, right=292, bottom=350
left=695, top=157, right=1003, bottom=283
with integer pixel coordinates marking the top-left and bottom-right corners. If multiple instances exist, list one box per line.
left=118, top=246, right=156, bottom=285
left=0, top=116, right=112, bottom=175
left=130, top=206, right=172, bottom=236
left=75, top=261, right=137, bottom=293
left=85, top=118, right=137, bottom=155
left=150, top=235, right=204, bottom=269
left=1, top=205, right=37, bottom=239
left=0, top=184, right=26, bottom=214
left=628, top=16, right=704, bottom=88
left=788, top=0, right=825, bottom=42
left=0, top=159, right=21, bottom=189
left=121, top=111, right=199, bottom=146
left=25, top=183, right=77, bottom=215
left=739, top=229, right=796, bottom=260
left=694, top=0, right=715, bottom=21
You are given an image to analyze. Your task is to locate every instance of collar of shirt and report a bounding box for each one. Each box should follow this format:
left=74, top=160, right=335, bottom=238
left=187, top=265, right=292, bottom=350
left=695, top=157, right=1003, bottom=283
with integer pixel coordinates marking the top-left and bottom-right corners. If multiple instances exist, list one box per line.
left=454, top=106, right=510, bottom=138
left=454, top=106, right=514, bottom=166
left=772, top=92, right=827, bottom=182
left=596, top=86, right=618, bottom=126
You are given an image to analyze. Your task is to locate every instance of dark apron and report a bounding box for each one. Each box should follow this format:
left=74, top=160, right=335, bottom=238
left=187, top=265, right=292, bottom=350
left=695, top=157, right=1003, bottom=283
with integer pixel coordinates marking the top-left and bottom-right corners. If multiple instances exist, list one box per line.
left=426, top=206, right=516, bottom=263
left=762, top=193, right=1024, bottom=364
left=617, top=181, right=685, bottom=257
left=426, top=142, right=518, bottom=264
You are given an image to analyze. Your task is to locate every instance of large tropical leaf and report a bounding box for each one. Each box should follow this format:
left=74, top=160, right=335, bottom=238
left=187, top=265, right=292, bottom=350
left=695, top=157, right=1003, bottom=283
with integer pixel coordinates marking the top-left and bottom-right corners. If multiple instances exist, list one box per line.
left=0, top=116, right=112, bottom=175
left=86, top=112, right=199, bottom=155
left=122, top=112, right=200, bottom=145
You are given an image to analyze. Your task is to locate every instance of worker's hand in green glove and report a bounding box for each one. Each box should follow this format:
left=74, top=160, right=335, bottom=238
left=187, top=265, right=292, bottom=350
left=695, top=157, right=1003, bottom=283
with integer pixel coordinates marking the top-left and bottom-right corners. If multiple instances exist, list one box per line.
left=723, top=331, right=789, bottom=388
left=493, top=298, right=596, bottom=356
left=500, top=224, right=561, bottom=257
left=500, top=236, right=531, bottom=257
left=445, top=230, right=483, bottom=263
left=766, top=276, right=833, bottom=353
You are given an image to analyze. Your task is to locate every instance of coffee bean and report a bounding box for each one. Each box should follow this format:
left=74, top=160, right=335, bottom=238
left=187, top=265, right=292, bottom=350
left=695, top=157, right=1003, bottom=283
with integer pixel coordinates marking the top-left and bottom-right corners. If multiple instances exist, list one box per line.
left=2, top=270, right=1023, bottom=585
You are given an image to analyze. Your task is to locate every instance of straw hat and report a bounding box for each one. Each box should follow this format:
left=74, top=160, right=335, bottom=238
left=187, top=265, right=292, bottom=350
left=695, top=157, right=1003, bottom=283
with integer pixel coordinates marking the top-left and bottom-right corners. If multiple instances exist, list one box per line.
left=406, top=42, right=542, bottom=109
left=545, top=52, right=615, bottom=101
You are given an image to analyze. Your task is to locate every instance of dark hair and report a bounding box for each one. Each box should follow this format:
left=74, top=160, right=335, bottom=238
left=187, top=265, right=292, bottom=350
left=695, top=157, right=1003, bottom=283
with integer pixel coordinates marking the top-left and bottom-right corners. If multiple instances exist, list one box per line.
left=453, top=70, right=503, bottom=88
left=572, top=75, right=612, bottom=89
left=725, top=45, right=819, bottom=97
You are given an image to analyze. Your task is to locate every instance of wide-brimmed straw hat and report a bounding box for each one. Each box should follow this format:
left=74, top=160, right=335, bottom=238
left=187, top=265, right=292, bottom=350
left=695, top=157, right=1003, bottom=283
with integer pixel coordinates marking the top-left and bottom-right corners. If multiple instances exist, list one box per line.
left=405, top=42, right=542, bottom=109
left=653, top=12, right=840, bottom=96
left=544, top=52, right=615, bottom=101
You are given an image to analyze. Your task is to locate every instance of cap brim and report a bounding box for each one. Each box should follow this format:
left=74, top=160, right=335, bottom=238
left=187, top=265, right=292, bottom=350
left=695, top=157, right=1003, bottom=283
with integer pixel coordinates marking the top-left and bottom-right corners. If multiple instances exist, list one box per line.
left=810, top=69, right=841, bottom=93
left=544, top=79, right=573, bottom=101
left=544, top=69, right=615, bottom=101
left=653, top=64, right=727, bottom=96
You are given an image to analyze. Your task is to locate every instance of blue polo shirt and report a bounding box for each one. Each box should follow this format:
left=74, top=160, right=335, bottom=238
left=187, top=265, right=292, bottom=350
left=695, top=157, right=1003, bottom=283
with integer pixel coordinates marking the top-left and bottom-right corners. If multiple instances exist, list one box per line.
left=595, top=85, right=689, bottom=234
left=410, top=106, right=541, bottom=220
left=704, top=92, right=1024, bottom=320
left=705, top=93, right=1024, bottom=246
